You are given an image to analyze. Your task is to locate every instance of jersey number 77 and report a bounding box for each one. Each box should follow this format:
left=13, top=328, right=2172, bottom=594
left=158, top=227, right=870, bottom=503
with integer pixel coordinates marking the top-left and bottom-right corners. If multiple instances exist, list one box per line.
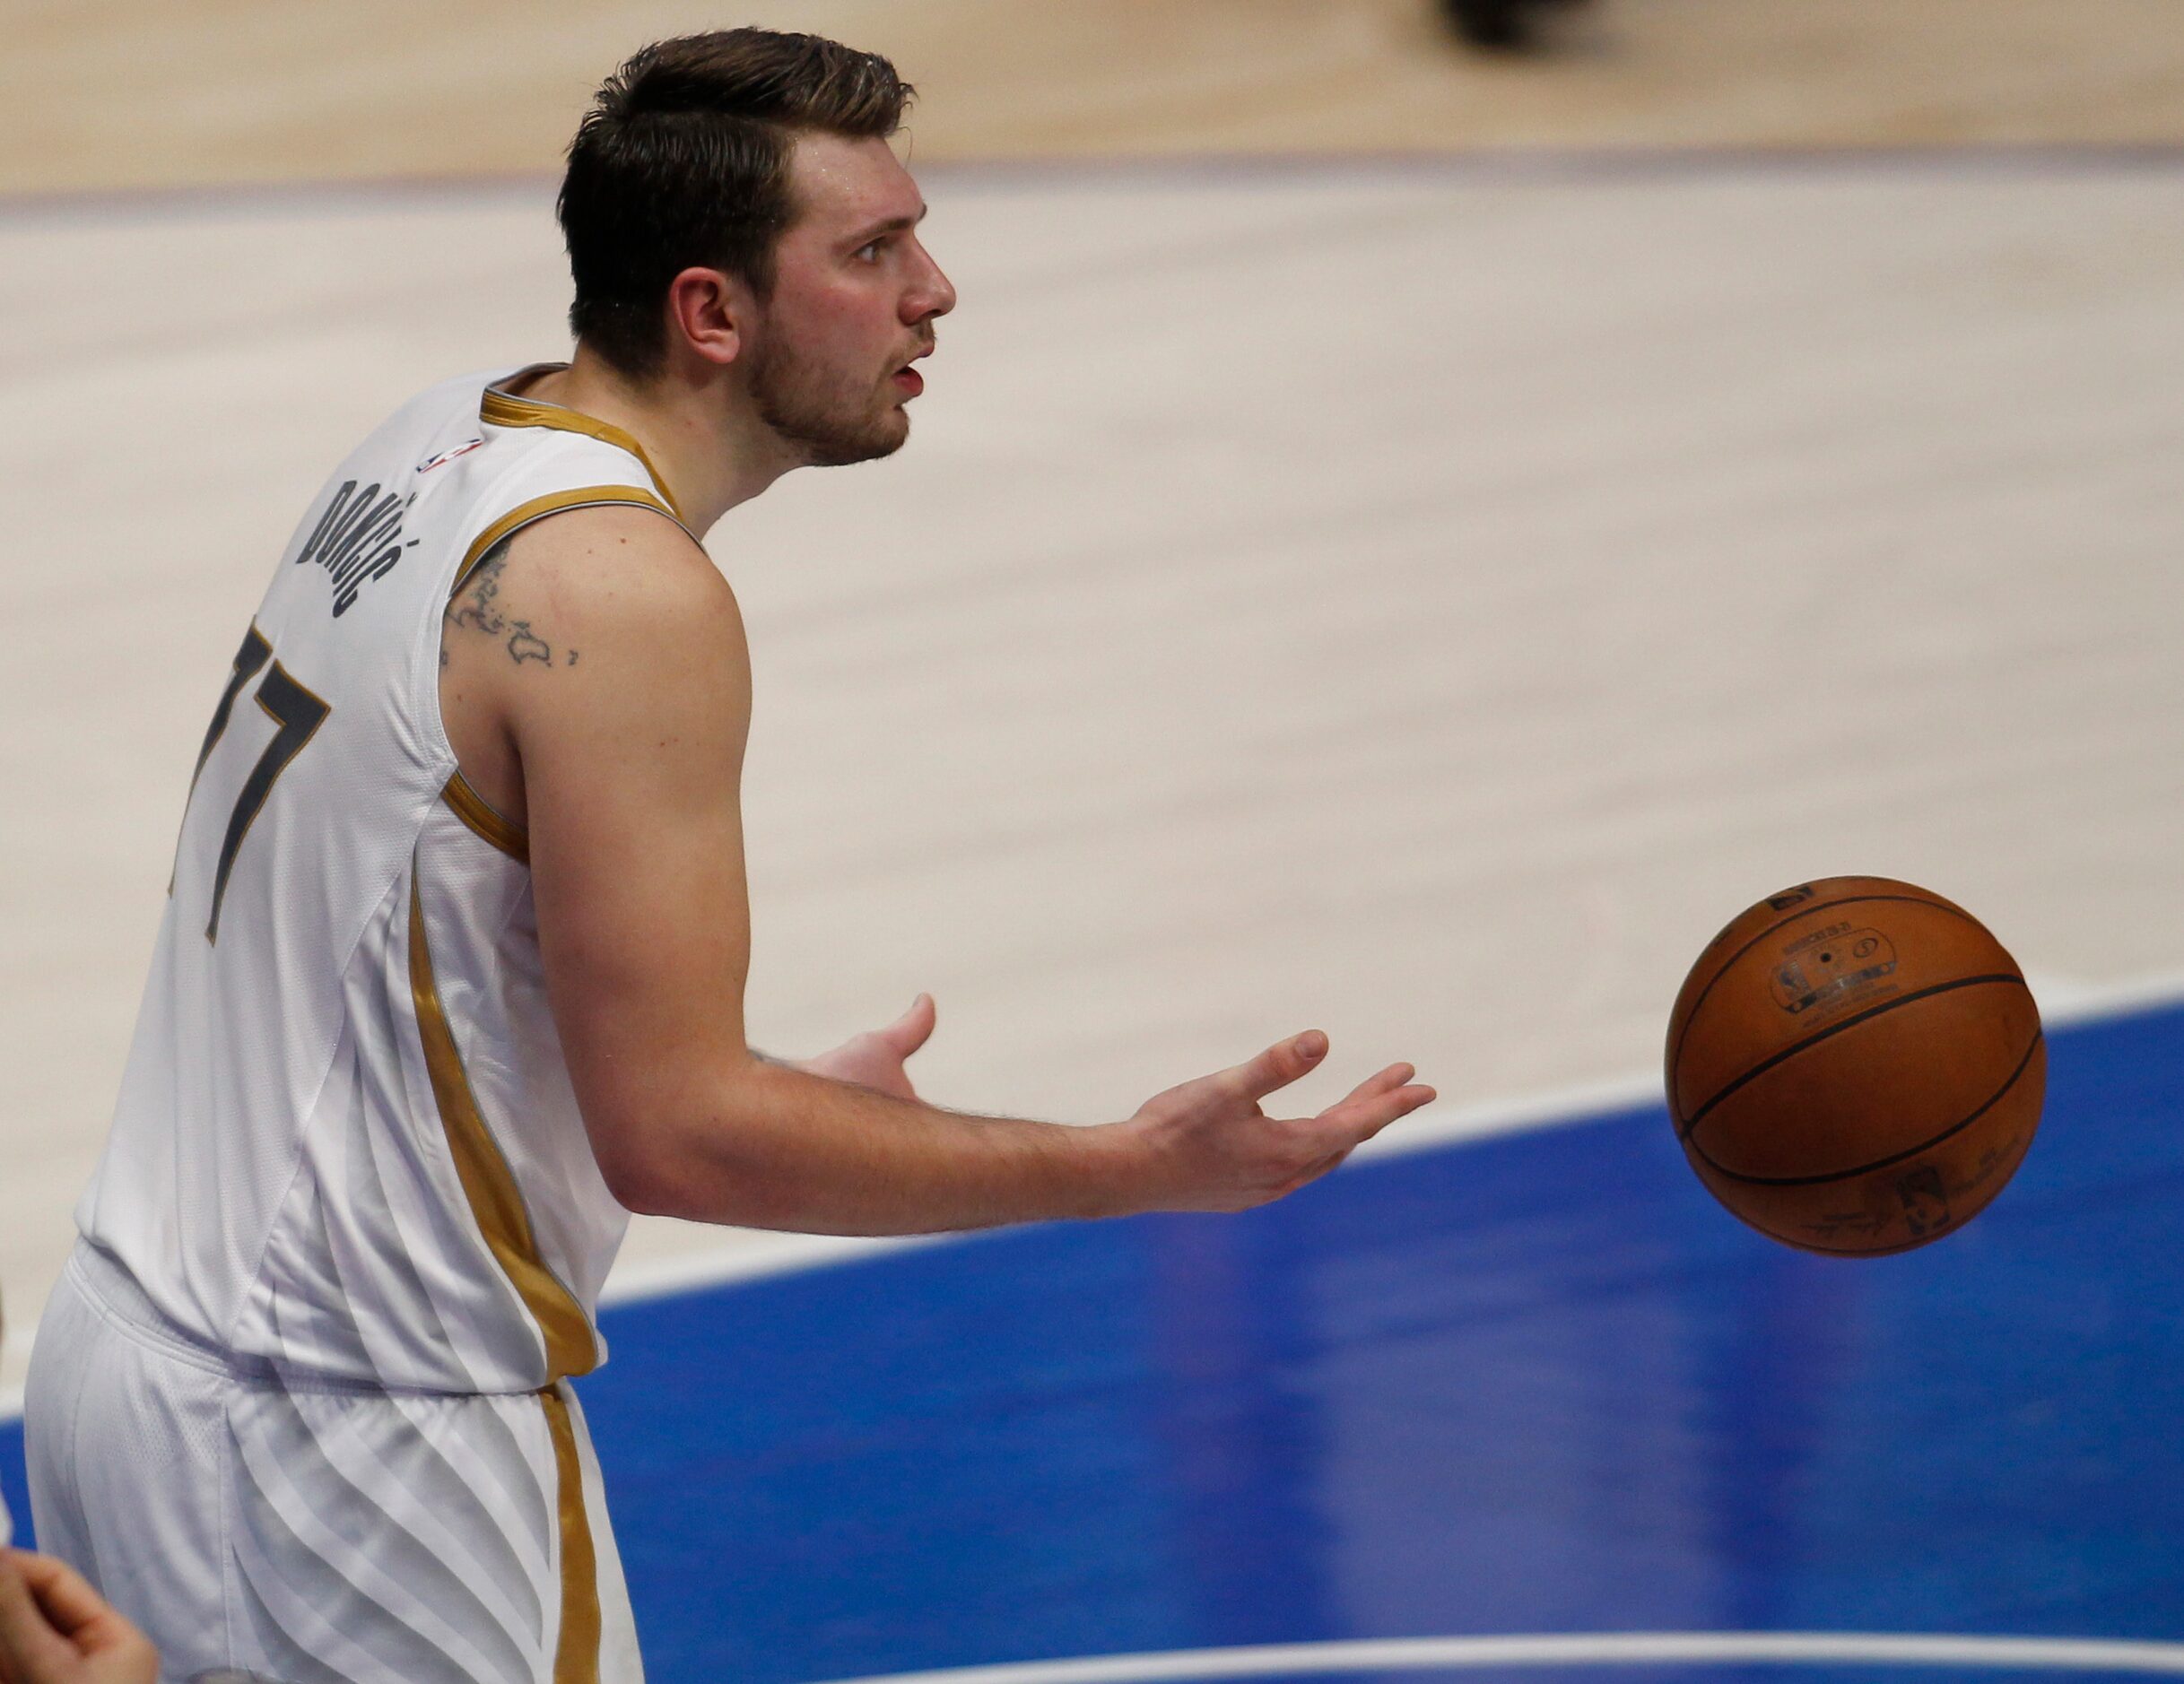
left=177, top=624, right=332, bottom=942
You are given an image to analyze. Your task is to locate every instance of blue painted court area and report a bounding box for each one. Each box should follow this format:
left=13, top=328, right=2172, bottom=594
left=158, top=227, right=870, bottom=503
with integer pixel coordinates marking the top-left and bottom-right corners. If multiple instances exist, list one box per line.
left=4, top=1000, right=2182, bottom=1682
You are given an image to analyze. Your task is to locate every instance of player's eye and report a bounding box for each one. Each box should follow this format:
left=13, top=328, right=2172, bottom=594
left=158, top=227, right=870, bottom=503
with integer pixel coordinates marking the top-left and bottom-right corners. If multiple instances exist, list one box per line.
left=854, top=239, right=883, bottom=263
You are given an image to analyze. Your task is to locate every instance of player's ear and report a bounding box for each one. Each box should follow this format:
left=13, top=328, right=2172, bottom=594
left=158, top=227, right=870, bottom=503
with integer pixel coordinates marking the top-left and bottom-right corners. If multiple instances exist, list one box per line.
left=663, top=266, right=755, bottom=369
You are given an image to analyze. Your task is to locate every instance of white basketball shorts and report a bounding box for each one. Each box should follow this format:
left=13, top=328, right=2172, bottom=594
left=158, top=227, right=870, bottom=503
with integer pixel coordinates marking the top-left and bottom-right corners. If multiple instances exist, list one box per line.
left=23, top=1242, right=643, bottom=1684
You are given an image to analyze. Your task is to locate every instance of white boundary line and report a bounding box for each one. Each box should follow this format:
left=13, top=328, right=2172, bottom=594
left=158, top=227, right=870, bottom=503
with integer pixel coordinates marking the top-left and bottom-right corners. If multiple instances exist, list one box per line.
left=798, top=1632, right=2184, bottom=1684
left=2033, top=968, right=2184, bottom=1028
left=0, top=1325, right=30, bottom=1420
left=601, top=1230, right=968, bottom=1308
left=6, top=970, right=2184, bottom=1428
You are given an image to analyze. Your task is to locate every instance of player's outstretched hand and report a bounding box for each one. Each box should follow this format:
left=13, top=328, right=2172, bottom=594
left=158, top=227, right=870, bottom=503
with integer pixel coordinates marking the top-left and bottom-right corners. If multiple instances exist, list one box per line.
left=0, top=1549, right=158, bottom=1684
left=798, top=994, right=938, bottom=1101
left=1126, top=1032, right=1435, bottom=1212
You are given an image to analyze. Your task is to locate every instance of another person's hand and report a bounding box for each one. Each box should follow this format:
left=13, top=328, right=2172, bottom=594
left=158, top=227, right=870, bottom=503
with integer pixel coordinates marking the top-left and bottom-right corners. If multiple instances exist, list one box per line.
left=1126, top=1031, right=1435, bottom=1211
left=797, top=994, right=938, bottom=1100
left=0, top=1549, right=158, bottom=1684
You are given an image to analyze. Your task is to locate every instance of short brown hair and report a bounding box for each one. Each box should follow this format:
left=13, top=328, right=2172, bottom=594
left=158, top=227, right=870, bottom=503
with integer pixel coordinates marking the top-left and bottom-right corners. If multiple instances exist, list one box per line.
left=559, top=30, right=913, bottom=378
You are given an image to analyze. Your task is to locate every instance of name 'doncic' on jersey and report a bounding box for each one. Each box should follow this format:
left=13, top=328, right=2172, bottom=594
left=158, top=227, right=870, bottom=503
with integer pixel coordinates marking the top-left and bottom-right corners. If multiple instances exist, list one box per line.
left=296, top=480, right=421, bottom=616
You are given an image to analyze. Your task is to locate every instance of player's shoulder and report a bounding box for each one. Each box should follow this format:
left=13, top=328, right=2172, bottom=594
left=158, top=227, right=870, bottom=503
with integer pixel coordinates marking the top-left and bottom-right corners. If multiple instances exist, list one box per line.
left=508, top=500, right=728, bottom=609
left=459, top=500, right=744, bottom=681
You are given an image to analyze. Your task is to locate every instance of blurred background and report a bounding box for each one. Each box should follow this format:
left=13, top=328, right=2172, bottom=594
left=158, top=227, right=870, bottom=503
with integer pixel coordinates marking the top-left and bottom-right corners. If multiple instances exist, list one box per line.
left=4, top=3, right=2183, bottom=1680
left=9, top=0, right=2184, bottom=189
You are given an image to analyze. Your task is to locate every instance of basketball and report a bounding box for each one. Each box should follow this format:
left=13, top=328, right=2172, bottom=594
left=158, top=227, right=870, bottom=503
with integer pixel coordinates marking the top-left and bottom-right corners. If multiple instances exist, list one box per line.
left=1666, top=876, right=2046, bottom=1255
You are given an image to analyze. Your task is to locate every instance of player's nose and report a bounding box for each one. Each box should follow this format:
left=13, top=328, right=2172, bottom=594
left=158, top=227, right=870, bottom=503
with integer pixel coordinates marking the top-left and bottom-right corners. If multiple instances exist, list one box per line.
left=904, top=240, right=957, bottom=323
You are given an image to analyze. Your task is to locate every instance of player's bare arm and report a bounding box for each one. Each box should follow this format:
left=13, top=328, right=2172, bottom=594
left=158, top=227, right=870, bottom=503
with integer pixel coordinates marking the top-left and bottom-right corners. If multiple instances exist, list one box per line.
left=441, top=508, right=1437, bottom=1237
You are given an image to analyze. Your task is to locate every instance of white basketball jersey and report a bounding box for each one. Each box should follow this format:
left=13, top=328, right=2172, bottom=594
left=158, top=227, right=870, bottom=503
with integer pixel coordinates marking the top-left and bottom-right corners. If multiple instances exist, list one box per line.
left=76, top=367, right=687, bottom=1394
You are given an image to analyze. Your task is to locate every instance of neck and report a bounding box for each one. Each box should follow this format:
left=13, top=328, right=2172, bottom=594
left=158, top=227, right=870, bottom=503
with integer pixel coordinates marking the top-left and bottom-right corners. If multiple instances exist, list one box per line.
left=519, top=346, right=800, bottom=536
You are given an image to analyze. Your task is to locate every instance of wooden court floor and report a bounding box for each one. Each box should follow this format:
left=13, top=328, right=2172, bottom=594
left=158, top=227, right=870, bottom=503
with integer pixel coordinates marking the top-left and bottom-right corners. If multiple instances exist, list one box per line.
left=2, top=2, right=2182, bottom=1401
left=6, top=0, right=2184, bottom=195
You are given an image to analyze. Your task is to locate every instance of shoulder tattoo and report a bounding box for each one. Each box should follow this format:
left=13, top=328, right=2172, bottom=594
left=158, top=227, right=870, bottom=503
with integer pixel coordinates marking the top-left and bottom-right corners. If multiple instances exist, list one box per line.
left=442, top=535, right=579, bottom=670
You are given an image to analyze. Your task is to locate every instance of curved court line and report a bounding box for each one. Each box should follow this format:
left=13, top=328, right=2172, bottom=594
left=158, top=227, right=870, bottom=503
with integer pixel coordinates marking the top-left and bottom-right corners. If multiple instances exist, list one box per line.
left=800, top=1631, right=2184, bottom=1684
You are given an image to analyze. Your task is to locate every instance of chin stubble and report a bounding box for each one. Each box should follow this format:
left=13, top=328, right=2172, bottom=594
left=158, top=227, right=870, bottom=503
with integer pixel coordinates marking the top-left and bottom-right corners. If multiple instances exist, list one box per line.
left=751, top=343, right=909, bottom=468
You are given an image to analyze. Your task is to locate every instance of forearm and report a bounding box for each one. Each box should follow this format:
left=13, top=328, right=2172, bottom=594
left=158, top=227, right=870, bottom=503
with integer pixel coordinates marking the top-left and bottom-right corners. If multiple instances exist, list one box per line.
left=621, top=1059, right=1147, bottom=1235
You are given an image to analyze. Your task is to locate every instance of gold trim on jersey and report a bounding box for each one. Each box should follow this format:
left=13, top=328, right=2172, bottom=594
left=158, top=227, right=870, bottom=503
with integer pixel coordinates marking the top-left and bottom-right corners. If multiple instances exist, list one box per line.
left=448, top=485, right=676, bottom=602
left=542, top=1384, right=604, bottom=1684
left=406, top=872, right=598, bottom=1382
left=444, top=772, right=528, bottom=863
left=480, top=388, right=684, bottom=520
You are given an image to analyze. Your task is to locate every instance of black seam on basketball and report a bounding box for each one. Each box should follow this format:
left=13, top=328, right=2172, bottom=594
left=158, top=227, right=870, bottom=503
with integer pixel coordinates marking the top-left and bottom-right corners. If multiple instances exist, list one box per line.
left=1668, top=891, right=1984, bottom=1089
left=1676, top=971, right=2026, bottom=1141
left=1748, top=1202, right=2026, bottom=1257
left=1687, top=1029, right=2043, bottom=1186
left=1666, top=892, right=1986, bottom=1120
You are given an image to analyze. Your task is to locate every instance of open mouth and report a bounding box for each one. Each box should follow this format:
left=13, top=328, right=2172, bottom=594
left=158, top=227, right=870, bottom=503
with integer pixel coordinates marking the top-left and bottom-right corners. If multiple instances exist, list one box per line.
left=893, top=338, right=935, bottom=395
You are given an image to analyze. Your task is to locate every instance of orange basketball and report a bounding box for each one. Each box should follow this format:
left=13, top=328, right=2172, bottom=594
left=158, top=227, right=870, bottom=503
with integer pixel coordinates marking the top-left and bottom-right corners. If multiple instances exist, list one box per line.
left=1666, top=876, right=2045, bottom=1255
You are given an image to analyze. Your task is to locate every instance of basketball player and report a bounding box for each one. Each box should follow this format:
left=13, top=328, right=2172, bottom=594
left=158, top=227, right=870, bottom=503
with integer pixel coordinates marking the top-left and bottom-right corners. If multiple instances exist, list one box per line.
left=23, top=28, right=1434, bottom=1684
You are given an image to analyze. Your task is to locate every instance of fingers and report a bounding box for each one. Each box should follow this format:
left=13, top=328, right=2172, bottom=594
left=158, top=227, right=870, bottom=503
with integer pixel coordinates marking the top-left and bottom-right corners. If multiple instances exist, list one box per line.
left=1339, top=1062, right=1415, bottom=1105
left=1313, top=1062, right=1436, bottom=1145
left=0, top=1550, right=76, bottom=1681
left=13, top=1552, right=156, bottom=1675
left=1213, top=1030, right=1327, bottom=1104
left=1335, top=1084, right=1438, bottom=1143
left=14, top=1549, right=114, bottom=1643
left=881, top=993, right=937, bottom=1058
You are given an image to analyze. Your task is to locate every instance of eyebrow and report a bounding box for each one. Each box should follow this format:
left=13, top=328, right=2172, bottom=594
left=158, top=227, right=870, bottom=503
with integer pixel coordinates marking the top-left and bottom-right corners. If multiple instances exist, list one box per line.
left=848, top=204, right=928, bottom=245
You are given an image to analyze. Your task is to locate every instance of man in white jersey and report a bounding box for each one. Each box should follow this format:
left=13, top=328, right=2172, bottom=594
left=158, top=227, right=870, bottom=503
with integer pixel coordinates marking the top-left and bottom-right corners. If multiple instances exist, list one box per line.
left=24, top=27, right=1435, bottom=1684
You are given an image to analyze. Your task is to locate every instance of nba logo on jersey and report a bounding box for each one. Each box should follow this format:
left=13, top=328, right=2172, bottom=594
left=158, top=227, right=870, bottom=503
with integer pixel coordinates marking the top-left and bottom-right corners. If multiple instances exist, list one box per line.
left=417, top=437, right=486, bottom=474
